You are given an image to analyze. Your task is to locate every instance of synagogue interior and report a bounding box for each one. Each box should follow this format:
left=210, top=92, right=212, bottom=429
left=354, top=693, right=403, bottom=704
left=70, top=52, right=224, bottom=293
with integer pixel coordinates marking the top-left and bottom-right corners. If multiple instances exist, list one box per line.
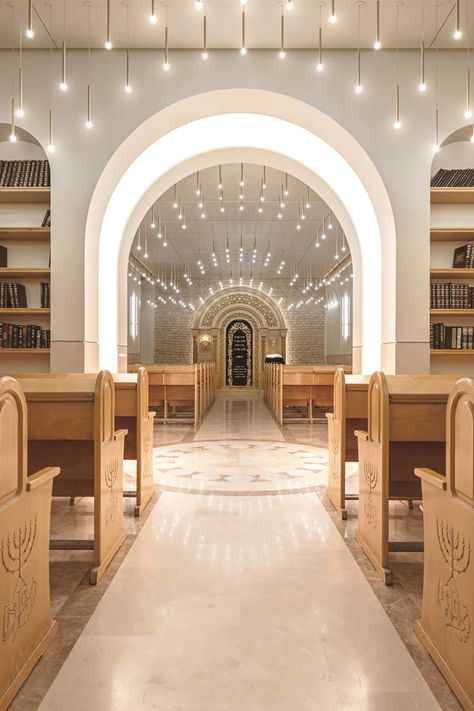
left=0, top=0, right=473, bottom=709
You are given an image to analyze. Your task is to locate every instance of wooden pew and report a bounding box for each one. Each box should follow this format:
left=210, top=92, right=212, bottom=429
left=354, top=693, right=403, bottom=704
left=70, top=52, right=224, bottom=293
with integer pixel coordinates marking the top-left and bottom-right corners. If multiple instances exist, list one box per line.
left=355, top=372, right=459, bottom=585
left=11, top=369, right=155, bottom=517
left=415, top=378, right=474, bottom=711
left=16, top=371, right=127, bottom=585
left=0, top=377, right=60, bottom=710
left=130, top=363, right=216, bottom=427
left=326, top=369, right=370, bottom=519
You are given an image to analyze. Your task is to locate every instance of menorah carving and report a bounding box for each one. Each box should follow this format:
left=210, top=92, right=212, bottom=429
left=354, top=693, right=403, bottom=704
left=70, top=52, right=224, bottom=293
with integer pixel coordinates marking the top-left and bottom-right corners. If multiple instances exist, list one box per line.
left=436, top=518, right=471, bottom=642
left=104, top=458, right=120, bottom=526
left=142, top=438, right=152, bottom=480
left=329, top=439, right=339, bottom=483
left=1, top=517, right=38, bottom=642
left=363, top=460, right=378, bottom=529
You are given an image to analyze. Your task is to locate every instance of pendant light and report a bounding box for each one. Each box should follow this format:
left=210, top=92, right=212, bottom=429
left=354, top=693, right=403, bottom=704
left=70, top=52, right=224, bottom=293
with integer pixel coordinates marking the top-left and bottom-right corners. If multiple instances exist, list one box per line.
left=419, top=1, right=426, bottom=91
left=454, top=0, right=462, bottom=40
left=149, top=0, right=157, bottom=24
left=85, top=84, right=93, bottom=128
left=279, top=8, right=286, bottom=59
left=16, top=33, right=25, bottom=117
left=433, top=9, right=440, bottom=153
left=60, top=41, right=68, bottom=91
left=9, top=99, right=17, bottom=142
left=195, top=172, right=200, bottom=195
left=329, top=0, right=336, bottom=24
left=240, top=10, right=247, bottom=55
left=374, top=0, right=381, bottom=50
left=202, top=11, right=208, bottom=59
left=433, top=108, right=440, bottom=153
left=465, top=68, right=472, bottom=119
left=355, top=2, right=363, bottom=93
left=393, top=5, right=401, bottom=129
left=124, top=4, right=132, bottom=92
left=316, top=4, right=323, bottom=72
left=137, top=226, right=142, bottom=251
left=240, top=163, right=245, bottom=187
left=163, top=5, right=170, bottom=70
left=47, top=108, right=55, bottom=152
left=105, top=0, right=112, bottom=49
left=144, top=228, right=149, bottom=259
left=26, top=0, right=34, bottom=38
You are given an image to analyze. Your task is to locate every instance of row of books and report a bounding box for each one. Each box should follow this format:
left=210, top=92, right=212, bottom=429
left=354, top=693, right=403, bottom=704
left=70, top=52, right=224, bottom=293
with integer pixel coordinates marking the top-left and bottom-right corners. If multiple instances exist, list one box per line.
left=0, top=282, right=27, bottom=308
left=431, top=282, right=474, bottom=309
left=0, top=323, right=50, bottom=349
left=431, top=169, right=474, bottom=188
left=0, top=160, right=50, bottom=187
left=41, top=209, right=51, bottom=228
left=40, top=282, right=50, bottom=308
left=453, top=244, right=474, bottom=269
left=431, top=323, right=474, bottom=350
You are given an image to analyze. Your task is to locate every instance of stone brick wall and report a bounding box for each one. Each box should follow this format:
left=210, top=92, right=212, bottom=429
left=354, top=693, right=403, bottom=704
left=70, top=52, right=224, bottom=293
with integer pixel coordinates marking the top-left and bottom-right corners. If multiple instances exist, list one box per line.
left=152, top=279, right=327, bottom=364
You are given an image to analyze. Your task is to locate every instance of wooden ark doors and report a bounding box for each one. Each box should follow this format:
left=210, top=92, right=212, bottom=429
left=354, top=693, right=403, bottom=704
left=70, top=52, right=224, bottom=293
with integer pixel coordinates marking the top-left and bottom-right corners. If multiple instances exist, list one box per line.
left=226, top=320, right=253, bottom=387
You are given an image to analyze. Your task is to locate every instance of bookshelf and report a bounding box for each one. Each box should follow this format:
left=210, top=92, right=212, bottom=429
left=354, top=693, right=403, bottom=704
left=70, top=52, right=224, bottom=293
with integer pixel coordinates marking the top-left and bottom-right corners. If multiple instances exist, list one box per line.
left=430, top=185, right=474, bottom=373
left=0, top=157, right=51, bottom=373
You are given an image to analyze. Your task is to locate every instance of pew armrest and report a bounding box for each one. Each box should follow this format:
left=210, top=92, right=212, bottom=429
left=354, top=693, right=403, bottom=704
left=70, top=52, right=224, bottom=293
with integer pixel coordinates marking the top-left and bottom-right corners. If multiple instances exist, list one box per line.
left=414, top=467, right=447, bottom=490
left=114, top=428, right=128, bottom=441
left=26, top=466, right=61, bottom=491
left=354, top=430, right=368, bottom=441
left=326, top=413, right=334, bottom=422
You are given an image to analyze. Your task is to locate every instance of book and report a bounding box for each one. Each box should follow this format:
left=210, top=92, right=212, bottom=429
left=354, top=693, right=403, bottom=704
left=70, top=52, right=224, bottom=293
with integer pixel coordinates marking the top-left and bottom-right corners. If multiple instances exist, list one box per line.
left=0, top=246, right=6, bottom=268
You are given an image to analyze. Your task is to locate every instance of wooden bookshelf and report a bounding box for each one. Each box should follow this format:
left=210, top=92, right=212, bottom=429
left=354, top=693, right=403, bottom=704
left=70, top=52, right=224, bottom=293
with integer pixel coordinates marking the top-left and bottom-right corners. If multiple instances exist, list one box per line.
left=0, top=188, right=50, bottom=204
left=0, top=308, right=50, bottom=315
left=430, top=228, right=474, bottom=242
left=0, top=348, right=50, bottom=355
left=430, top=268, right=474, bottom=278
left=0, top=267, right=50, bottom=279
left=430, top=309, right=474, bottom=316
left=0, top=228, right=50, bottom=242
left=431, top=188, right=474, bottom=204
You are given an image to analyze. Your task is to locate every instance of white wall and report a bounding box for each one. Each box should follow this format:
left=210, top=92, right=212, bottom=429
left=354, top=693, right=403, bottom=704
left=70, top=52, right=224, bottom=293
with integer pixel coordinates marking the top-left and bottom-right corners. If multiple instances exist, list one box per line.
left=0, top=47, right=470, bottom=373
left=325, top=264, right=353, bottom=364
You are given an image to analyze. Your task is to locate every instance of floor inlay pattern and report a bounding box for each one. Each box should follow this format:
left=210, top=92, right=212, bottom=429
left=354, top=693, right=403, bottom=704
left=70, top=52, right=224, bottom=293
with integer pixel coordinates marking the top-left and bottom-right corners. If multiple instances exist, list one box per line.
left=153, top=440, right=328, bottom=493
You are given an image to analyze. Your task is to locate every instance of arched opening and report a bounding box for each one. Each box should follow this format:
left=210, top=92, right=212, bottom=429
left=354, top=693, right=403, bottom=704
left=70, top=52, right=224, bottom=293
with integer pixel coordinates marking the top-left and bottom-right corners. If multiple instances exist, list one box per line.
left=85, top=90, right=396, bottom=374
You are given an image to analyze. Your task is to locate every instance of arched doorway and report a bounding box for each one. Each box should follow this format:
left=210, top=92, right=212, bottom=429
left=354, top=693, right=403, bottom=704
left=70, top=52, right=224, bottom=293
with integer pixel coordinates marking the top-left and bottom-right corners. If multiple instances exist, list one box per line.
left=84, top=89, right=396, bottom=374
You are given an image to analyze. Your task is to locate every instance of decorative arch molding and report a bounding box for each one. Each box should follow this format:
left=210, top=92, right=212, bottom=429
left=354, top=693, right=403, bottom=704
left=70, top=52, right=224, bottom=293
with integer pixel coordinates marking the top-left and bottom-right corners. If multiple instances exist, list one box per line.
left=193, top=287, right=286, bottom=331
left=84, top=88, right=397, bottom=374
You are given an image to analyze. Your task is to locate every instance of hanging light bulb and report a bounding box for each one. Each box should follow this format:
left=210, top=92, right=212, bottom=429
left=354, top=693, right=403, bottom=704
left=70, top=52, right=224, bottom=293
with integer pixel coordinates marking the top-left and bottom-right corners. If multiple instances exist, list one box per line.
left=279, top=10, right=286, bottom=59
left=240, top=10, right=247, bottom=54
left=286, top=0, right=293, bottom=10
left=9, top=99, right=16, bottom=142
left=16, top=64, right=24, bottom=117
left=284, top=173, right=289, bottom=196
left=125, top=49, right=132, bottom=92
left=60, top=41, right=68, bottom=91
left=316, top=23, right=323, bottom=71
left=173, top=185, right=178, bottom=209
left=240, top=164, right=245, bottom=187
left=202, top=12, right=208, bottom=59
left=329, top=0, right=336, bottom=23
left=26, top=0, right=34, bottom=38
left=85, top=84, right=93, bottom=128
left=433, top=108, right=440, bottom=153
left=105, top=0, right=112, bottom=49
left=418, top=41, right=426, bottom=91
left=465, top=68, right=472, bottom=119
left=149, top=0, right=157, bottom=24
left=305, top=187, right=311, bottom=209
left=218, top=165, right=223, bottom=189
left=393, top=85, right=401, bottom=129
left=471, top=121, right=474, bottom=143
left=163, top=9, right=170, bottom=70
left=151, top=207, right=156, bottom=229
left=454, top=0, right=462, bottom=39
left=47, top=108, right=56, bottom=153
left=373, top=0, right=381, bottom=49
left=137, top=227, right=142, bottom=251
left=355, top=48, right=363, bottom=93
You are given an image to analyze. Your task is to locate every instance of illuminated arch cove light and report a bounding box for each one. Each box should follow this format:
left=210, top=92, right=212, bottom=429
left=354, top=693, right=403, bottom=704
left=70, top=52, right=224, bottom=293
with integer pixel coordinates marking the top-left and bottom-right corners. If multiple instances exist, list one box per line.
left=91, top=92, right=393, bottom=374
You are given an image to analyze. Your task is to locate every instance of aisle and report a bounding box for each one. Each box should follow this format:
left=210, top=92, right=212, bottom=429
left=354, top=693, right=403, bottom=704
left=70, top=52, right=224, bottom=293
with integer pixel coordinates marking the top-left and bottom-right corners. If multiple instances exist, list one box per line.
left=38, top=392, right=439, bottom=710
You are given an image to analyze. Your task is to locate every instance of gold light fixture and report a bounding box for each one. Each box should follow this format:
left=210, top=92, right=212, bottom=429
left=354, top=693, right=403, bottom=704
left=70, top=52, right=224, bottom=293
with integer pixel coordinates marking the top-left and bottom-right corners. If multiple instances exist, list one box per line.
left=163, top=11, right=170, bottom=71
left=393, top=7, right=401, bottom=129
left=60, top=41, right=68, bottom=91
left=433, top=108, right=440, bottom=153
left=316, top=5, right=323, bottom=71
left=202, top=11, right=208, bottom=59
left=85, top=83, right=93, bottom=128
left=9, top=98, right=17, bottom=142
left=374, top=0, right=381, bottom=50
left=464, top=68, right=472, bottom=119
left=240, top=10, right=247, bottom=55
left=105, top=0, right=112, bottom=49
left=279, top=8, right=286, bottom=59
left=125, top=49, right=132, bottom=92
left=149, top=0, right=157, bottom=24
left=454, top=0, right=462, bottom=40
left=26, top=0, right=34, bottom=38
left=47, top=108, right=55, bottom=153
left=329, top=0, right=336, bottom=24
left=355, top=2, right=363, bottom=93
left=419, top=41, right=426, bottom=91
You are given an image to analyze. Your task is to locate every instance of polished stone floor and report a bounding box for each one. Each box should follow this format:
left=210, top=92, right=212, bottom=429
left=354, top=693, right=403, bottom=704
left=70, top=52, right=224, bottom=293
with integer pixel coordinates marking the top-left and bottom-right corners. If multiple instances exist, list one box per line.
left=12, top=390, right=460, bottom=710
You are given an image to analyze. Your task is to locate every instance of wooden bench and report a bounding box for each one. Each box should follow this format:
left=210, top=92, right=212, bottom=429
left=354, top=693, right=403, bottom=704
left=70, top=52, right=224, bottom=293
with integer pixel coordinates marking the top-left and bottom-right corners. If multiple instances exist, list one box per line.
left=16, top=371, right=127, bottom=585
left=326, top=369, right=370, bottom=519
left=264, top=363, right=352, bottom=426
left=129, top=363, right=216, bottom=427
left=355, top=372, right=459, bottom=585
left=415, top=377, right=474, bottom=711
left=0, top=377, right=60, bottom=710
left=12, top=369, right=155, bottom=517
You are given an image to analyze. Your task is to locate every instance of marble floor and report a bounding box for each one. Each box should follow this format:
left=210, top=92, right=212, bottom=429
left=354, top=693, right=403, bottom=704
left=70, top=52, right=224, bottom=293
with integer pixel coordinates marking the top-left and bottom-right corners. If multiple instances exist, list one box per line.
left=12, top=390, right=460, bottom=710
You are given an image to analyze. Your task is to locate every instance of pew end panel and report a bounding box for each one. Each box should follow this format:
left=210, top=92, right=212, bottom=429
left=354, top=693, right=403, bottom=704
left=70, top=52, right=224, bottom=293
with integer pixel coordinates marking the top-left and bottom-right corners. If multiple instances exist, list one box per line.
left=355, top=372, right=392, bottom=586
left=135, top=367, right=155, bottom=517
left=327, top=368, right=348, bottom=519
left=91, top=371, right=128, bottom=585
left=415, top=378, right=474, bottom=711
left=0, top=378, right=60, bottom=711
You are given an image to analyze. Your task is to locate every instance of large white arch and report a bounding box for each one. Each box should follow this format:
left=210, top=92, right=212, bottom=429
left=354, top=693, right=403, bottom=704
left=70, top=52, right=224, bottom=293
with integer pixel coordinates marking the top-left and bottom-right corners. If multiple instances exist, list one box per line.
left=84, top=89, right=396, bottom=374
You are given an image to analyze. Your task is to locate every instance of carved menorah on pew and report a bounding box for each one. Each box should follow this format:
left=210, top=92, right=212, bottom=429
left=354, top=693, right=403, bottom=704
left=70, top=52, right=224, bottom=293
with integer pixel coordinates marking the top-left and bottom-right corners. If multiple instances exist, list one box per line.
left=1, top=518, right=38, bottom=642
left=363, top=460, right=378, bottom=530
left=436, top=517, right=472, bottom=643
